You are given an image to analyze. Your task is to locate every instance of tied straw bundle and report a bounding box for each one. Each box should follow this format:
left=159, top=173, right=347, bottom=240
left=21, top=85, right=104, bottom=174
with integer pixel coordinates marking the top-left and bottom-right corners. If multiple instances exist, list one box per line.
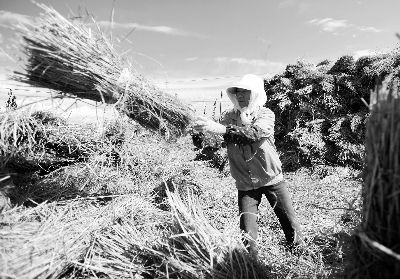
left=14, top=3, right=194, bottom=138
left=353, top=78, right=400, bottom=278
left=81, top=188, right=264, bottom=279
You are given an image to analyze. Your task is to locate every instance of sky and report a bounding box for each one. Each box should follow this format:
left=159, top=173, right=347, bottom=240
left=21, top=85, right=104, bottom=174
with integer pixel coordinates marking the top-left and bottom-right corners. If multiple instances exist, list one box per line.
left=0, top=0, right=400, bottom=121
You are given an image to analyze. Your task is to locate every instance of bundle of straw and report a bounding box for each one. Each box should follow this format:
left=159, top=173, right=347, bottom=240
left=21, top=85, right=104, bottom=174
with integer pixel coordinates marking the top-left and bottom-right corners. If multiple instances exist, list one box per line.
left=0, top=200, right=96, bottom=279
left=0, top=109, right=44, bottom=168
left=0, top=194, right=155, bottom=279
left=353, top=80, right=400, bottom=277
left=158, top=188, right=263, bottom=279
left=15, top=3, right=193, bottom=138
left=82, top=188, right=264, bottom=279
left=140, top=188, right=263, bottom=278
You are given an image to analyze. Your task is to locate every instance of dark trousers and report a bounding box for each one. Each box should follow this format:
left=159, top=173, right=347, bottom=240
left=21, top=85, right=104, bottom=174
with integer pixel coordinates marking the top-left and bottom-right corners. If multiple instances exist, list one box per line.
left=238, top=181, right=302, bottom=252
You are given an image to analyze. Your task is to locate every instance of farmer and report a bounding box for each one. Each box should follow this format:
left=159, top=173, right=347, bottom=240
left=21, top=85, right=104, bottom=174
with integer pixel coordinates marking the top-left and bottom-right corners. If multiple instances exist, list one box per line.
left=193, top=74, right=303, bottom=255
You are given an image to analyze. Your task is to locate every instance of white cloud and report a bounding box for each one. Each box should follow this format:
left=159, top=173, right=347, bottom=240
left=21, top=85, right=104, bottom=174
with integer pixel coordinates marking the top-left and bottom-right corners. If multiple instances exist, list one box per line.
left=309, top=18, right=349, bottom=32
left=97, top=21, right=204, bottom=38
left=357, top=26, right=382, bottom=33
left=0, top=10, right=204, bottom=38
left=215, top=57, right=280, bottom=68
left=185, top=57, right=199, bottom=62
left=353, top=49, right=375, bottom=59
left=0, top=10, right=31, bottom=26
left=309, top=17, right=383, bottom=34
left=213, top=57, right=285, bottom=76
left=352, top=49, right=388, bottom=59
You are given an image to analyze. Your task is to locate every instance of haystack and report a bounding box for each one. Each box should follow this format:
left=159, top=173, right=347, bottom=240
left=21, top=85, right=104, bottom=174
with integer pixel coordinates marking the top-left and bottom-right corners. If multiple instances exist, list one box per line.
left=0, top=109, right=44, bottom=169
left=14, top=4, right=193, bottom=138
left=353, top=80, right=400, bottom=277
left=85, top=187, right=264, bottom=279
left=264, top=49, right=400, bottom=170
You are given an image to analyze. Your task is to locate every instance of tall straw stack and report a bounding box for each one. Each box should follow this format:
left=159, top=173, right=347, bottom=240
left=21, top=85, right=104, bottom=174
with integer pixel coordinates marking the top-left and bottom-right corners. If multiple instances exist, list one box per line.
left=353, top=79, right=400, bottom=277
left=14, top=3, right=193, bottom=138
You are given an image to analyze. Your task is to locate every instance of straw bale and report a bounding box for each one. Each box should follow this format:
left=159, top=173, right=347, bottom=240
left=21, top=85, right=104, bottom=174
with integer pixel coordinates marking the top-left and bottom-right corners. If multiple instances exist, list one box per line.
left=264, top=48, right=400, bottom=169
left=353, top=82, right=400, bottom=277
left=0, top=195, right=158, bottom=279
left=0, top=110, right=45, bottom=170
left=135, top=188, right=263, bottom=278
left=14, top=4, right=193, bottom=138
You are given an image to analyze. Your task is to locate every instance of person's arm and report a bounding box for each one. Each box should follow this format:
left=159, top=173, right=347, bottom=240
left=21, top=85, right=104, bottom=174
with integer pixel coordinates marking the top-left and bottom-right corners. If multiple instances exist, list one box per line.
left=223, top=108, right=275, bottom=145
left=223, top=125, right=264, bottom=144
left=193, top=108, right=275, bottom=145
left=193, top=116, right=226, bottom=135
left=192, top=112, right=229, bottom=149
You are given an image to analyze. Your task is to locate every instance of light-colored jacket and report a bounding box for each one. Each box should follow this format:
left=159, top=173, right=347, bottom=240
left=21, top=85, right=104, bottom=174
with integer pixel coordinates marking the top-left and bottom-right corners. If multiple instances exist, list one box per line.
left=221, top=108, right=283, bottom=191
left=222, top=74, right=283, bottom=191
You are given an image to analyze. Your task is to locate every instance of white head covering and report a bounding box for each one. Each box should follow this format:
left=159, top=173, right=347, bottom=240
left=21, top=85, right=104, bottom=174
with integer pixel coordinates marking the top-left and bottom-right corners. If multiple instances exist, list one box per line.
left=226, top=74, right=267, bottom=125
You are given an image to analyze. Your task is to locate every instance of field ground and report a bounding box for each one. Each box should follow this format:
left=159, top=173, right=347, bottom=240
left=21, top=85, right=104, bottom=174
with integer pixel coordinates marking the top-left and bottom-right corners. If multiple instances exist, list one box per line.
left=0, top=118, right=363, bottom=278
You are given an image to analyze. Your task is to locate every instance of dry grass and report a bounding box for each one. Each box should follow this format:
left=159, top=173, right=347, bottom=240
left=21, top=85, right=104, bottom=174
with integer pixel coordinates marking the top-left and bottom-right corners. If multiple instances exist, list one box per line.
left=3, top=2, right=394, bottom=277
left=78, top=188, right=264, bottom=279
left=1, top=158, right=362, bottom=278
left=136, top=187, right=264, bottom=279
left=0, top=108, right=364, bottom=278
left=351, top=80, right=400, bottom=277
left=0, top=181, right=263, bottom=279
left=0, top=109, right=45, bottom=169
left=0, top=194, right=163, bottom=279
left=0, top=109, right=192, bottom=205
left=14, top=3, right=193, bottom=138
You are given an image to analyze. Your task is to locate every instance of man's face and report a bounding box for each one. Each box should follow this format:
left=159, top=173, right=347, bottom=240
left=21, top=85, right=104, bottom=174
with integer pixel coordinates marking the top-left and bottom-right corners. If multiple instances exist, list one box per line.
left=234, top=88, right=251, bottom=108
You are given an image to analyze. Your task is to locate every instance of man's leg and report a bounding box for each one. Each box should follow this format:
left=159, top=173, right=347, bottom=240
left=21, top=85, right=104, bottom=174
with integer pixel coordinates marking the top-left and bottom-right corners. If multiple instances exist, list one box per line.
left=263, top=181, right=303, bottom=246
left=238, top=188, right=262, bottom=255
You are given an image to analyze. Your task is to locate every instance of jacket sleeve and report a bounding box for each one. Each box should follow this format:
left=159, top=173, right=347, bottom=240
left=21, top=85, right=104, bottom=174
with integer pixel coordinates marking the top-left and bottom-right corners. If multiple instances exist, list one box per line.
left=219, top=110, right=231, bottom=126
left=223, top=108, right=275, bottom=145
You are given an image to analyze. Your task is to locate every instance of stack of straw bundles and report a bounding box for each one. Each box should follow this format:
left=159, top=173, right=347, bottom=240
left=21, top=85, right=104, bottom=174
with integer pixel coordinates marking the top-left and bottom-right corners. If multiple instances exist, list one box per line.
left=355, top=79, right=400, bottom=277
left=15, top=4, right=193, bottom=138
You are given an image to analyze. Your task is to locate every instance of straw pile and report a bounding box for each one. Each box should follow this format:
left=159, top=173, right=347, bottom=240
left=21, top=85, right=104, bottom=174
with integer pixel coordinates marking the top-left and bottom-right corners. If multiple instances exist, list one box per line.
left=148, top=187, right=263, bottom=279
left=1, top=199, right=100, bottom=279
left=0, top=109, right=97, bottom=181
left=196, top=49, right=400, bottom=171
left=0, top=110, right=45, bottom=169
left=264, top=48, right=400, bottom=170
left=103, top=187, right=264, bottom=279
left=0, top=194, right=158, bottom=279
left=14, top=3, right=193, bottom=138
left=0, top=187, right=263, bottom=278
left=352, top=80, right=400, bottom=277
left=80, top=188, right=264, bottom=279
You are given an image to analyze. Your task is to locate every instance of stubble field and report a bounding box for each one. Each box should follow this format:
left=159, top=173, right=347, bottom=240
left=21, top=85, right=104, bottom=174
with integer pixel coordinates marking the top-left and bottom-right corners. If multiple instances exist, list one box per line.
left=0, top=112, right=362, bottom=278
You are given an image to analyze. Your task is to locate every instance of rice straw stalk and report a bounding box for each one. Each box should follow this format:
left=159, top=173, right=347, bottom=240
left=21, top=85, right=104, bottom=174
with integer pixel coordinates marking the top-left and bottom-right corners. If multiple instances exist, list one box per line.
left=14, top=3, right=194, bottom=138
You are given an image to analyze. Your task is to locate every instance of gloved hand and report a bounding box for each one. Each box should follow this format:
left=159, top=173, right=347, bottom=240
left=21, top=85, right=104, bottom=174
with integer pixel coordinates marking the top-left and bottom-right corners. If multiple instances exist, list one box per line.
left=193, top=116, right=226, bottom=135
